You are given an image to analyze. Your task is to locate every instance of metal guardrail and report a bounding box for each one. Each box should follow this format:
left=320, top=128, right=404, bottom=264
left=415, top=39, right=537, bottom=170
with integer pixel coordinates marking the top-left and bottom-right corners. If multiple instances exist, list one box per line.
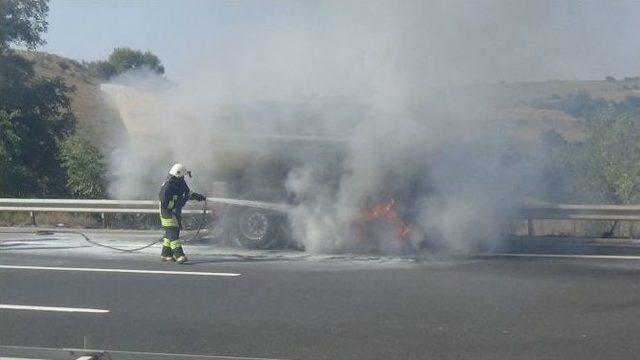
left=0, top=198, right=635, bottom=234
left=519, top=204, right=640, bottom=221
left=0, top=197, right=292, bottom=227
left=518, top=204, right=640, bottom=236
left=0, top=199, right=158, bottom=213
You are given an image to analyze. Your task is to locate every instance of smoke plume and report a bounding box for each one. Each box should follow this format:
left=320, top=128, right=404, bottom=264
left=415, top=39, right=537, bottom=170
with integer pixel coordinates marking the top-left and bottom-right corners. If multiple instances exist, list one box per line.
left=101, top=0, right=591, bottom=253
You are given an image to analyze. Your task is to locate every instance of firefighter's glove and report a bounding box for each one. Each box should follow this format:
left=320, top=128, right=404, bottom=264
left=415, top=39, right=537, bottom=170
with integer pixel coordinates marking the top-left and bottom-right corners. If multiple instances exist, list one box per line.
left=192, top=193, right=206, bottom=201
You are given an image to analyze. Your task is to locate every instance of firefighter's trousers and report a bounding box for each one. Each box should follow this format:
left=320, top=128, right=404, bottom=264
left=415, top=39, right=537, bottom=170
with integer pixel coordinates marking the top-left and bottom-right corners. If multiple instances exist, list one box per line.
left=160, top=214, right=185, bottom=258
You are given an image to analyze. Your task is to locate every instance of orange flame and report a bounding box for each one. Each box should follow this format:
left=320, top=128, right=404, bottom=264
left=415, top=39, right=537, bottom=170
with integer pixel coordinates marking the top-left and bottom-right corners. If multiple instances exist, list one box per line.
left=357, top=198, right=411, bottom=242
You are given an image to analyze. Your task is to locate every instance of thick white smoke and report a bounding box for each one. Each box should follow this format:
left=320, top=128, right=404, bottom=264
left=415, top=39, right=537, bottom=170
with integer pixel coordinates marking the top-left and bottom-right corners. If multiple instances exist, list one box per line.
left=101, top=0, right=583, bottom=253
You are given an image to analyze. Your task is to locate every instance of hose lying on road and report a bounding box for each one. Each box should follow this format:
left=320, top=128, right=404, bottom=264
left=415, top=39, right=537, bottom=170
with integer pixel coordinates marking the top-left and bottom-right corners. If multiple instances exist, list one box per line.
left=37, top=229, right=163, bottom=253
left=3, top=200, right=213, bottom=253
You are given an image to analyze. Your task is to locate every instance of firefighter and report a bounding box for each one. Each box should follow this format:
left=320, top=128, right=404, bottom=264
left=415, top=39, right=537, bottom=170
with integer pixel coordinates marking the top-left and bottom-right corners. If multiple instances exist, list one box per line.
left=159, top=163, right=206, bottom=263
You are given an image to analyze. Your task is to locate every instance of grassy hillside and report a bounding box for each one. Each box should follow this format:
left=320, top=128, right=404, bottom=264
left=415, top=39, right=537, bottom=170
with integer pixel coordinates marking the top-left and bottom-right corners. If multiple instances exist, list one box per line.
left=18, top=50, right=125, bottom=152
left=460, top=79, right=640, bottom=142
left=23, top=50, right=640, bottom=148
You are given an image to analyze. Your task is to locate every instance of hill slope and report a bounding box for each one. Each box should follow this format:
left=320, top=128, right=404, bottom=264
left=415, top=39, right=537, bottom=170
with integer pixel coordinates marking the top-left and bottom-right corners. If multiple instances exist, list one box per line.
left=18, top=50, right=125, bottom=152
left=23, top=50, right=640, bottom=149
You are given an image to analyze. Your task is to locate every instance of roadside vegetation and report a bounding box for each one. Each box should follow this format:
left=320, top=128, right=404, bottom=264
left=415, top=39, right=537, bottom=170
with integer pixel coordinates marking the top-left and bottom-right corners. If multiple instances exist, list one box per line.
left=0, top=0, right=85, bottom=197
left=535, top=93, right=640, bottom=205
left=0, top=0, right=162, bottom=199
left=85, top=47, right=165, bottom=80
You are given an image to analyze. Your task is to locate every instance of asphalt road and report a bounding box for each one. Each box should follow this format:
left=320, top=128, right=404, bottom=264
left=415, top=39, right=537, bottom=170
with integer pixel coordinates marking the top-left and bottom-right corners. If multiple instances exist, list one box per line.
left=3, top=231, right=640, bottom=359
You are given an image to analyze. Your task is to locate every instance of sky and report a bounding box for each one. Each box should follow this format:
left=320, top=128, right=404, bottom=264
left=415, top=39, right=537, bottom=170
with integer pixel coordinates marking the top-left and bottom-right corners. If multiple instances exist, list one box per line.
left=43, top=0, right=319, bottom=82
left=41, top=0, right=640, bottom=91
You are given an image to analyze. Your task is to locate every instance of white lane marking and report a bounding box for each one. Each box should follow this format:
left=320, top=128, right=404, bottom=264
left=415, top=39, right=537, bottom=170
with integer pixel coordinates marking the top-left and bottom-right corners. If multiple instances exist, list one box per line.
left=0, top=304, right=109, bottom=313
left=0, top=265, right=241, bottom=277
left=482, top=253, right=640, bottom=260
left=66, top=347, right=291, bottom=360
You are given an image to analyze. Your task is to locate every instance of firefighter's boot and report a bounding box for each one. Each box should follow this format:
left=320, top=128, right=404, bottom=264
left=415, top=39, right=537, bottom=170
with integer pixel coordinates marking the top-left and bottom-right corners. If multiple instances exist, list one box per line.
left=173, top=246, right=188, bottom=264
left=161, top=239, right=175, bottom=262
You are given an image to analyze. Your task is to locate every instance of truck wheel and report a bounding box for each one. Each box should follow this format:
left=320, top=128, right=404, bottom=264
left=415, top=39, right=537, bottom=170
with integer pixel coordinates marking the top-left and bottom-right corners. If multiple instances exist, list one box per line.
left=225, top=207, right=280, bottom=249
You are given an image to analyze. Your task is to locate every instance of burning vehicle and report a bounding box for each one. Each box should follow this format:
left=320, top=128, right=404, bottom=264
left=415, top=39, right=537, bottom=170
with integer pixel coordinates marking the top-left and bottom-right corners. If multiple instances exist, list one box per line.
left=212, top=139, right=437, bottom=254
left=212, top=135, right=420, bottom=252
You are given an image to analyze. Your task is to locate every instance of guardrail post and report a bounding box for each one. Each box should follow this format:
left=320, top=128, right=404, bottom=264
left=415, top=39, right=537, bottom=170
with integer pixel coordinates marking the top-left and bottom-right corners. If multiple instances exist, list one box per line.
left=527, top=218, right=534, bottom=236
left=30, top=211, right=36, bottom=226
left=100, top=213, right=106, bottom=228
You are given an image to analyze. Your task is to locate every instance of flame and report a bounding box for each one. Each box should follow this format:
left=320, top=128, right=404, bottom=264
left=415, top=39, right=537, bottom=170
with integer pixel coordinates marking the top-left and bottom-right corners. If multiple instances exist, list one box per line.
left=357, top=197, right=411, bottom=243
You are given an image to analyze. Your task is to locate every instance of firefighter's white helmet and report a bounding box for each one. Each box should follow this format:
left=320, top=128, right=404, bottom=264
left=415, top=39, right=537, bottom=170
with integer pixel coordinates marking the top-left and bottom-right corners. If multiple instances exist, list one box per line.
left=168, top=163, right=189, bottom=178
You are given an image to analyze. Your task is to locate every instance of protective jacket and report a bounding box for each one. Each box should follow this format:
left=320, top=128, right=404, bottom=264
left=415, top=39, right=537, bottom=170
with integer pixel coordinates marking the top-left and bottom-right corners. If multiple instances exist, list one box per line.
left=158, top=175, right=202, bottom=228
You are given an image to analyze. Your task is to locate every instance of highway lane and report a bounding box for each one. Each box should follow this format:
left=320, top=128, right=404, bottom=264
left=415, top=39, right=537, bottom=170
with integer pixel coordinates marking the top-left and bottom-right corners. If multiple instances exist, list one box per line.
left=4, top=234, right=640, bottom=359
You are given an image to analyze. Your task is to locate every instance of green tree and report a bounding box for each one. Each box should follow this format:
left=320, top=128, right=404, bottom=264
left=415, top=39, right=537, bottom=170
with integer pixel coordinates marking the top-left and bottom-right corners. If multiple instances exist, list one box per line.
left=538, top=129, right=574, bottom=202
left=107, top=47, right=165, bottom=75
left=0, top=0, right=87, bottom=197
left=85, top=60, right=117, bottom=80
left=0, top=0, right=49, bottom=52
left=59, top=136, right=106, bottom=198
left=573, top=106, right=640, bottom=204
left=0, top=110, right=24, bottom=195
left=0, top=67, right=76, bottom=196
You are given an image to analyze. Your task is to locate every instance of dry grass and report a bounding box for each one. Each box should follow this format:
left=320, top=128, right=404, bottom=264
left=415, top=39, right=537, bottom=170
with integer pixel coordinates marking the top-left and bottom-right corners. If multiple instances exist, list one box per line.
left=17, top=50, right=126, bottom=152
